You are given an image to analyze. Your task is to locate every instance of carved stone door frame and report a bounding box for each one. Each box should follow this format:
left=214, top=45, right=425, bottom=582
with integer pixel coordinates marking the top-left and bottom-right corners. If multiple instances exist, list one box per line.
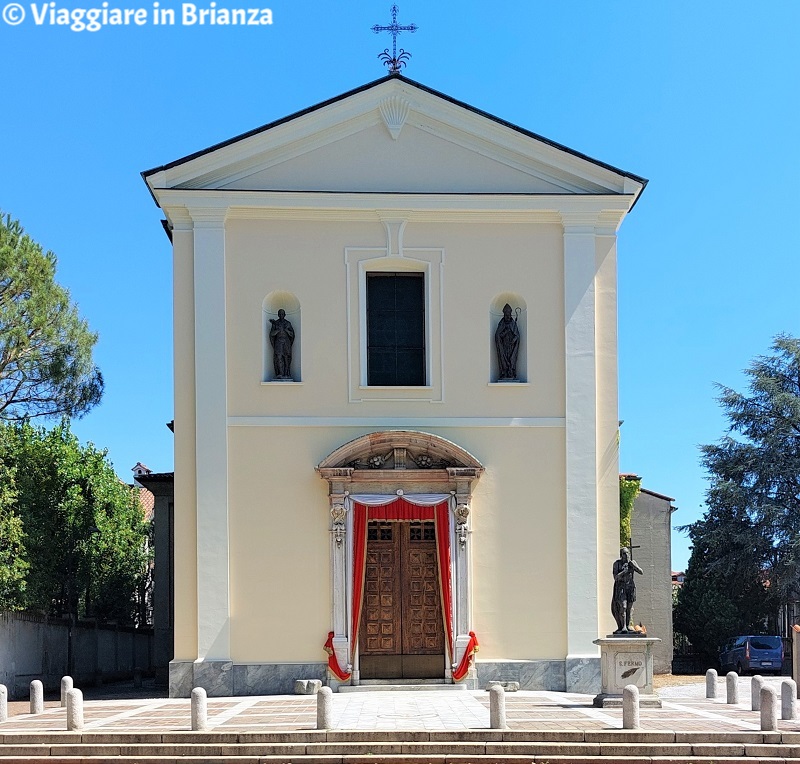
left=317, top=431, right=483, bottom=685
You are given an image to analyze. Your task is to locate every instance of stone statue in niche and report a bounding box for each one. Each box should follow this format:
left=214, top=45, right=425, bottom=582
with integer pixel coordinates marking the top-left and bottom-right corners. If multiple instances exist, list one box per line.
left=269, top=309, right=295, bottom=380
left=494, top=303, right=520, bottom=380
left=611, top=547, right=643, bottom=634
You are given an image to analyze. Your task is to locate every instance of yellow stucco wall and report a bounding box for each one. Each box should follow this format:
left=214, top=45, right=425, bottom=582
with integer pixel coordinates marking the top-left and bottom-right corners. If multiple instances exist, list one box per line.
left=225, top=424, right=566, bottom=662
left=224, top=218, right=565, bottom=418
left=171, top=214, right=619, bottom=663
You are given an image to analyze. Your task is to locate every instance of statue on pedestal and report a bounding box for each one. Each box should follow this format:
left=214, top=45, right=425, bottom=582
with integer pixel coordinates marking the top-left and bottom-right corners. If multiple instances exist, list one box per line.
left=612, top=547, right=643, bottom=634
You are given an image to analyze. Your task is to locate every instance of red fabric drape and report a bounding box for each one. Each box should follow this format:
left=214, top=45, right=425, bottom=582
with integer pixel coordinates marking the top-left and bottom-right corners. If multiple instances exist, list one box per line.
left=433, top=502, right=454, bottom=664
left=368, top=498, right=435, bottom=521
left=324, top=631, right=351, bottom=681
left=350, top=503, right=369, bottom=664
left=337, top=498, right=465, bottom=684
left=452, top=631, right=479, bottom=681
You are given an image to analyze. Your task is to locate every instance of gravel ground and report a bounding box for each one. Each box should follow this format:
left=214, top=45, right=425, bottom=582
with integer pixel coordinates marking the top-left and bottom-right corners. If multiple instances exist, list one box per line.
left=653, top=673, right=706, bottom=689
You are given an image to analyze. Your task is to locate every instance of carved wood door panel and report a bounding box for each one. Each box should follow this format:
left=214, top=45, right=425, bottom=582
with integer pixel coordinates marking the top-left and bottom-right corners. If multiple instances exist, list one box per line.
left=359, top=521, right=445, bottom=679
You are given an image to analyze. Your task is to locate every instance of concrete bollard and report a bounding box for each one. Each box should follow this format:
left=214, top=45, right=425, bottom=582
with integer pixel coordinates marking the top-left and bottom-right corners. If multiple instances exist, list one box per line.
left=66, top=688, right=84, bottom=731
left=782, top=679, right=797, bottom=720
left=133, top=667, right=142, bottom=689
left=726, top=672, right=739, bottom=704
left=316, top=686, right=333, bottom=730
left=30, top=680, right=44, bottom=714
left=622, top=684, right=640, bottom=729
left=752, top=675, right=765, bottom=711
left=0, top=684, right=7, bottom=723
left=489, top=684, right=506, bottom=729
left=191, top=687, right=208, bottom=731
left=761, top=685, right=778, bottom=731
left=705, top=668, right=718, bottom=699
left=61, top=676, right=73, bottom=707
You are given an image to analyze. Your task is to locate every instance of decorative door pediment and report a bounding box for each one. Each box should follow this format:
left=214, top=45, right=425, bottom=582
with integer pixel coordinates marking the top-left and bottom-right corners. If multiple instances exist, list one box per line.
left=316, top=430, right=483, bottom=486
left=317, top=430, right=483, bottom=686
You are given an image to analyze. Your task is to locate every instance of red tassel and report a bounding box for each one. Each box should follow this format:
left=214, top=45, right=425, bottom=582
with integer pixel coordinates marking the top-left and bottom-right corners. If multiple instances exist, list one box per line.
left=323, top=631, right=351, bottom=682
left=453, top=631, right=479, bottom=682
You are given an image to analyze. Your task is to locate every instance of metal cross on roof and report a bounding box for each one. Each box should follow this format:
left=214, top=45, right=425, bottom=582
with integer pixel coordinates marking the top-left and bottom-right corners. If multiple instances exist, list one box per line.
left=372, top=4, right=418, bottom=73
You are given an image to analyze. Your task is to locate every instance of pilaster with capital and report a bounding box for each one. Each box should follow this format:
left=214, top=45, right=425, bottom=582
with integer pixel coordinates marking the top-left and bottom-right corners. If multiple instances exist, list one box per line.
left=562, top=214, right=599, bottom=662
left=325, top=469, right=353, bottom=679
left=189, top=206, right=231, bottom=662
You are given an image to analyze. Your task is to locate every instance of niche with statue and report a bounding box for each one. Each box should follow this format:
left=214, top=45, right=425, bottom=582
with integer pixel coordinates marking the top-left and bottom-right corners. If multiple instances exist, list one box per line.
left=263, top=290, right=301, bottom=383
left=489, top=293, right=527, bottom=384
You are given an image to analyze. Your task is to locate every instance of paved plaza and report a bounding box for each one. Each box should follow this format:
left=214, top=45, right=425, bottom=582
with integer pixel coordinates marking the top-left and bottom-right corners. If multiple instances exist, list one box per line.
left=1, top=676, right=797, bottom=734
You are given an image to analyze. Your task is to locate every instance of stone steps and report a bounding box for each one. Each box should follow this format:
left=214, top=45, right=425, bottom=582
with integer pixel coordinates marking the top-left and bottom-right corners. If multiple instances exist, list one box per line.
left=3, top=731, right=800, bottom=760
left=339, top=683, right=466, bottom=692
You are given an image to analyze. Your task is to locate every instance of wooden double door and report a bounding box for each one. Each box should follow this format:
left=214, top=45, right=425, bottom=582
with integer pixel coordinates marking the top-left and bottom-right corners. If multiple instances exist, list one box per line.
left=359, top=520, right=446, bottom=679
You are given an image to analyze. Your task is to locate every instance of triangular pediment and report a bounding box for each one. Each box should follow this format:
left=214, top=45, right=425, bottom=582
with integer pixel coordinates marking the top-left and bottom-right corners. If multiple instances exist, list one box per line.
left=144, top=76, right=646, bottom=200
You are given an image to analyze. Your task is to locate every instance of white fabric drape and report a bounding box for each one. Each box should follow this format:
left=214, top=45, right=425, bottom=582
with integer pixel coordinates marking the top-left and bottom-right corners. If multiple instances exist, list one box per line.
left=345, top=493, right=452, bottom=510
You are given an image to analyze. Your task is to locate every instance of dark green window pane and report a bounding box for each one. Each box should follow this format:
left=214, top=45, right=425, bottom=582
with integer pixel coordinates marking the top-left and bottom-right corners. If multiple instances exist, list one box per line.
left=367, top=273, right=425, bottom=386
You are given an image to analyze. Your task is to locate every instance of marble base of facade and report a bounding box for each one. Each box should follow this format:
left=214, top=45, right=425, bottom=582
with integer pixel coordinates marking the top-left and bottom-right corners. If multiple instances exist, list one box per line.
left=478, top=658, right=600, bottom=693
left=169, top=661, right=327, bottom=697
left=171, top=658, right=603, bottom=696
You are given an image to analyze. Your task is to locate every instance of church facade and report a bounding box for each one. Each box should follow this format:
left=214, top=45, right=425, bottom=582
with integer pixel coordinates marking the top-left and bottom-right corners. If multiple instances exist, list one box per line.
left=143, top=73, right=646, bottom=696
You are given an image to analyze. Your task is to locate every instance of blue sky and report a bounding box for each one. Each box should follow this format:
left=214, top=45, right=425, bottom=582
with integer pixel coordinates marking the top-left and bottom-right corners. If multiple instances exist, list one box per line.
left=1, top=1, right=798, bottom=571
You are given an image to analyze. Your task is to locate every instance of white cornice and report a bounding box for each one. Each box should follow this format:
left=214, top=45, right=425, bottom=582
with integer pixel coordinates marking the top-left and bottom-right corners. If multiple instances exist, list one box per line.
left=156, top=190, right=634, bottom=226
left=187, top=206, right=229, bottom=227
left=228, top=416, right=565, bottom=428
left=168, top=207, right=193, bottom=230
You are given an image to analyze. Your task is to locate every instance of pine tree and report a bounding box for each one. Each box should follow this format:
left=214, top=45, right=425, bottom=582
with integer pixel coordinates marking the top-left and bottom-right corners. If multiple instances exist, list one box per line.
left=675, top=335, right=800, bottom=659
left=0, top=211, right=102, bottom=420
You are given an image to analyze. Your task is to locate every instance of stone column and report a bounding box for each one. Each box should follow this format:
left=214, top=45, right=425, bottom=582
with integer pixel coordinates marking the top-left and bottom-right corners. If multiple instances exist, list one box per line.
left=61, top=676, right=73, bottom=707
left=190, top=207, right=232, bottom=680
left=562, top=215, right=601, bottom=692
left=66, top=688, right=84, bottom=731
left=317, top=686, right=333, bottom=729
left=30, top=680, right=43, bottom=714
left=449, top=476, right=473, bottom=637
left=447, top=469, right=481, bottom=686
left=705, top=669, right=717, bottom=698
left=326, top=473, right=352, bottom=687
left=191, top=687, right=208, bottom=731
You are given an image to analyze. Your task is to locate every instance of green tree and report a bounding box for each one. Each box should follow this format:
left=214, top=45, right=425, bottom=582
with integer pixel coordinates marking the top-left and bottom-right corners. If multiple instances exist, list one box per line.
left=675, top=334, right=800, bottom=661
left=674, top=501, right=776, bottom=665
left=0, top=433, right=27, bottom=609
left=0, top=212, right=103, bottom=420
left=2, top=421, right=150, bottom=623
left=620, top=474, right=641, bottom=546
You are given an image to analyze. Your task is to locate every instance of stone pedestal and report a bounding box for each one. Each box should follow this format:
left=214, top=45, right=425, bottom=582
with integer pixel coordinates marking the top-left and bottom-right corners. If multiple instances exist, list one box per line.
left=592, top=636, right=662, bottom=707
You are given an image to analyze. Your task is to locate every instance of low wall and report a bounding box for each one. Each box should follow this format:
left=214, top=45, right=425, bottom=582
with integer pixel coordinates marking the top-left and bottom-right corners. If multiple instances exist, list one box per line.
left=0, top=611, right=154, bottom=699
